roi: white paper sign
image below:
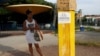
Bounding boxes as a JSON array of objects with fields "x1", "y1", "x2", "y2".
[{"x1": 58, "y1": 12, "x2": 71, "y2": 23}]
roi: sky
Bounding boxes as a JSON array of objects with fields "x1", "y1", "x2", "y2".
[{"x1": 45, "y1": 0, "x2": 100, "y2": 15}]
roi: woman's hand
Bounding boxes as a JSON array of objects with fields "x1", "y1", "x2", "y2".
[
  {"x1": 39, "y1": 31, "x2": 43, "y2": 40},
  {"x1": 41, "y1": 35, "x2": 43, "y2": 40}
]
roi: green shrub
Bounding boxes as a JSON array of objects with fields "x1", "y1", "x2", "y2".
[{"x1": 85, "y1": 27, "x2": 95, "y2": 31}]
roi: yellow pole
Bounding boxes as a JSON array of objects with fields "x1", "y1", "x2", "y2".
[{"x1": 57, "y1": 0, "x2": 76, "y2": 56}]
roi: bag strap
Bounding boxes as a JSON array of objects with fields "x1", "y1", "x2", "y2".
[{"x1": 33, "y1": 19, "x2": 43, "y2": 40}]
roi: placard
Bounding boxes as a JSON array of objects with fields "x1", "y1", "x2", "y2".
[{"x1": 58, "y1": 12, "x2": 71, "y2": 23}]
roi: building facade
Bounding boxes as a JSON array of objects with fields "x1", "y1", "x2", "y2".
[{"x1": 85, "y1": 15, "x2": 100, "y2": 26}]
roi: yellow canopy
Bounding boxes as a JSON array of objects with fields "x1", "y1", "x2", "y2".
[{"x1": 6, "y1": 4, "x2": 52, "y2": 15}]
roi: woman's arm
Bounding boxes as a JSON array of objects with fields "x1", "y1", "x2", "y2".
[{"x1": 23, "y1": 21, "x2": 30, "y2": 31}]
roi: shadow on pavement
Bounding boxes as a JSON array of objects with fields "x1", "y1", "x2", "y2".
[
  {"x1": 0, "y1": 33, "x2": 12, "y2": 38},
  {"x1": 41, "y1": 46, "x2": 58, "y2": 56},
  {"x1": 0, "y1": 45, "x2": 58, "y2": 56},
  {"x1": 0, "y1": 44, "x2": 30, "y2": 56}
]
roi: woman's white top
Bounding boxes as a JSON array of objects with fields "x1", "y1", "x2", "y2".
[{"x1": 25, "y1": 19, "x2": 38, "y2": 44}]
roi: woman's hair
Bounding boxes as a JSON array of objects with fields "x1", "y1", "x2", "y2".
[{"x1": 26, "y1": 9, "x2": 32, "y2": 15}]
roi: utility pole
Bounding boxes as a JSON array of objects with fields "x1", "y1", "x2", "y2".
[
  {"x1": 53, "y1": 4, "x2": 57, "y2": 29},
  {"x1": 78, "y1": 9, "x2": 82, "y2": 26},
  {"x1": 57, "y1": 0, "x2": 76, "y2": 56}
]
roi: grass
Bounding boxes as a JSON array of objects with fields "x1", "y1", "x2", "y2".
[
  {"x1": 75, "y1": 26, "x2": 100, "y2": 32},
  {"x1": 76, "y1": 41, "x2": 100, "y2": 47},
  {"x1": 75, "y1": 25, "x2": 80, "y2": 30},
  {"x1": 95, "y1": 29, "x2": 100, "y2": 32}
]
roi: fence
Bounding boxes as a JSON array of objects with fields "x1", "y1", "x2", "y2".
[
  {"x1": 0, "y1": 24, "x2": 55, "y2": 31},
  {"x1": 0, "y1": 24, "x2": 23, "y2": 31}
]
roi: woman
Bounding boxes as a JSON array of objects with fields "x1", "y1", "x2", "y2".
[{"x1": 23, "y1": 10, "x2": 43, "y2": 56}]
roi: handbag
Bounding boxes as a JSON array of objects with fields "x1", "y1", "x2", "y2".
[{"x1": 34, "y1": 30, "x2": 43, "y2": 41}]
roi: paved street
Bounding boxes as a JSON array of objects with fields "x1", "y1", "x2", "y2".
[{"x1": 76, "y1": 31, "x2": 100, "y2": 43}]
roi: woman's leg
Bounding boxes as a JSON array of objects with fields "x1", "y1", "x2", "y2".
[
  {"x1": 34, "y1": 43, "x2": 43, "y2": 56},
  {"x1": 28, "y1": 43, "x2": 34, "y2": 56}
]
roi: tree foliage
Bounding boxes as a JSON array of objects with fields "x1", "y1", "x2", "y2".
[
  {"x1": 0, "y1": 7, "x2": 10, "y2": 14},
  {"x1": 0, "y1": 0, "x2": 55, "y2": 24}
]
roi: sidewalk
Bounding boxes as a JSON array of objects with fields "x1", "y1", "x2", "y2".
[
  {"x1": 0, "y1": 32, "x2": 100, "y2": 56},
  {"x1": 0, "y1": 34, "x2": 58, "y2": 56}
]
